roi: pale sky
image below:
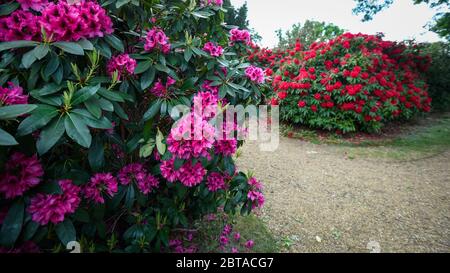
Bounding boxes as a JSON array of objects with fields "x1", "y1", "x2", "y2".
[{"x1": 230, "y1": 0, "x2": 444, "y2": 48}]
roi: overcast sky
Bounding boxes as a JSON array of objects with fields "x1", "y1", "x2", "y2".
[{"x1": 230, "y1": 0, "x2": 444, "y2": 48}]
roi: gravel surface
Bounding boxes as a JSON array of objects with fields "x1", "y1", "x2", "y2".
[{"x1": 237, "y1": 137, "x2": 450, "y2": 253}]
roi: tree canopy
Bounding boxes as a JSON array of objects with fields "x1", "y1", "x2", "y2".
[
  {"x1": 353, "y1": 0, "x2": 450, "y2": 40},
  {"x1": 276, "y1": 20, "x2": 345, "y2": 49}
]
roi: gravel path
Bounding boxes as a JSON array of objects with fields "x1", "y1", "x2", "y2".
[{"x1": 237, "y1": 137, "x2": 450, "y2": 253}]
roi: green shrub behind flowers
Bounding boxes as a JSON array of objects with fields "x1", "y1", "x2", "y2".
[
  {"x1": 0, "y1": 0, "x2": 267, "y2": 253},
  {"x1": 269, "y1": 33, "x2": 432, "y2": 133}
]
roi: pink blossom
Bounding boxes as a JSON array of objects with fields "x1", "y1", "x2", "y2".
[
  {"x1": 248, "y1": 177, "x2": 263, "y2": 191},
  {"x1": 206, "y1": 172, "x2": 226, "y2": 192},
  {"x1": 17, "y1": 0, "x2": 49, "y2": 11},
  {"x1": 222, "y1": 224, "x2": 232, "y2": 236},
  {"x1": 137, "y1": 174, "x2": 159, "y2": 194},
  {"x1": 203, "y1": 42, "x2": 224, "y2": 57},
  {"x1": 247, "y1": 190, "x2": 265, "y2": 209},
  {"x1": 144, "y1": 27, "x2": 171, "y2": 54},
  {"x1": 107, "y1": 54, "x2": 137, "y2": 80},
  {"x1": 214, "y1": 139, "x2": 237, "y2": 156},
  {"x1": 231, "y1": 247, "x2": 239, "y2": 253},
  {"x1": 150, "y1": 77, "x2": 175, "y2": 97},
  {"x1": 28, "y1": 179, "x2": 81, "y2": 225},
  {"x1": 245, "y1": 65, "x2": 265, "y2": 84},
  {"x1": 84, "y1": 173, "x2": 118, "y2": 204},
  {"x1": 177, "y1": 161, "x2": 207, "y2": 187},
  {"x1": 0, "y1": 10, "x2": 41, "y2": 42},
  {"x1": 39, "y1": 1, "x2": 113, "y2": 42},
  {"x1": 0, "y1": 153, "x2": 43, "y2": 199},
  {"x1": 230, "y1": 28, "x2": 251, "y2": 45},
  {"x1": 201, "y1": 80, "x2": 219, "y2": 96},
  {"x1": 0, "y1": 82, "x2": 28, "y2": 106},
  {"x1": 167, "y1": 113, "x2": 216, "y2": 160},
  {"x1": 118, "y1": 163, "x2": 146, "y2": 185},
  {"x1": 160, "y1": 159, "x2": 179, "y2": 182},
  {"x1": 245, "y1": 240, "x2": 254, "y2": 249},
  {"x1": 233, "y1": 232, "x2": 241, "y2": 241},
  {"x1": 202, "y1": 0, "x2": 223, "y2": 6},
  {"x1": 219, "y1": 235, "x2": 229, "y2": 245}
]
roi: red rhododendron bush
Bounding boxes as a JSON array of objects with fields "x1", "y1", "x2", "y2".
[
  {"x1": 0, "y1": 0, "x2": 267, "y2": 253},
  {"x1": 269, "y1": 33, "x2": 432, "y2": 133}
]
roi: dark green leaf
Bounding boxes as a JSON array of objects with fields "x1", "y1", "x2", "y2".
[
  {"x1": 76, "y1": 39, "x2": 94, "y2": 51},
  {"x1": 104, "y1": 34, "x2": 124, "y2": 52},
  {"x1": 97, "y1": 88, "x2": 125, "y2": 102},
  {"x1": 111, "y1": 101, "x2": 129, "y2": 120},
  {"x1": 0, "y1": 128, "x2": 18, "y2": 146},
  {"x1": 0, "y1": 104, "x2": 37, "y2": 120},
  {"x1": 55, "y1": 219, "x2": 76, "y2": 246},
  {"x1": 0, "y1": 40, "x2": 38, "y2": 52},
  {"x1": 88, "y1": 136, "x2": 105, "y2": 171},
  {"x1": 36, "y1": 117, "x2": 65, "y2": 155},
  {"x1": 17, "y1": 105, "x2": 58, "y2": 136},
  {"x1": 134, "y1": 60, "x2": 152, "y2": 74},
  {"x1": 140, "y1": 67, "x2": 155, "y2": 90},
  {"x1": 23, "y1": 221, "x2": 39, "y2": 241},
  {"x1": 64, "y1": 113, "x2": 92, "y2": 148},
  {"x1": 143, "y1": 100, "x2": 161, "y2": 121},
  {"x1": 44, "y1": 56, "x2": 60, "y2": 78},
  {"x1": 0, "y1": 2, "x2": 19, "y2": 17},
  {"x1": 21, "y1": 49, "x2": 37, "y2": 69},
  {"x1": 84, "y1": 98, "x2": 102, "y2": 119},
  {"x1": 0, "y1": 200, "x2": 24, "y2": 247},
  {"x1": 53, "y1": 42, "x2": 84, "y2": 56},
  {"x1": 71, "y1": 84, "x2": 101, "y2": 105},
  {"x1": 124, "y1": 185, "x2": 135, "y2": 209},
  {"x1": 71, "y1": 109, "x2": 113, "y2": 129},
  {"x1": 33, "y1": 44, "x2": 49, "y2": 60}
]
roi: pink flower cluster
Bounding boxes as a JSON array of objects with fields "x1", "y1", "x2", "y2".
[
  {"x1": 206, "y1": 172, "x2": 226, "y2": 191},
  {"x1": 84, "y1": 173, "x2": 118, "y2": 204},
  {"x1": 166, "y1": 113, "x2": 216, "y2": 160},
  {"x1": 0, "y1": 82, "x2": 28, "y2": 106},
  {"x1": 247, "y1": 177, "x2": 264, "y2": 209},
  {"x1": 203, "y1": 42, "x2": 223, "y2": 57},
  {"x1": 230, "y1": 28, "x2": 251, "y2": 45},
  {"x1": 0, "y1": 10, "x2": 41, "y2": 42},
  {"x1": 150, "y1": 77, "x2": 175, "y2": 97},
  {"x1": 0, "y1": 153, "x2": 43, "y2": 199},
  {"x1": 144, "y1": 27, "x2": 171, "y2": 54},
  {"x1": 245, "y1": 65, "x2": 265, "y2": 84},
  {"x1": 28, "y1": 179, "x2": 81, "y2": 225},
  {"x1": 202, "y1": 0, "x2": 223, "y2": 6},
  {"x1": 40, "y1": 1, "x2": 113, "y2": 41},
  {"x1": 17, "y1": 0, "x2": 49, "y2": 11},
  {"x1": 160, "y1": 159, "x2": 207, "y2": 187},
  {"x1": 107, "y1": 54, "x2": 137, "y2": 80},
  {"x1": 118, "y1": 163, "x2": 159, "y2": 194},
  {"x1": 0, "y1": 1, "x2": 114, "y2": 42}
]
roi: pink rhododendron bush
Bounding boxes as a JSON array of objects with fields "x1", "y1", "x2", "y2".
[
  {"x1": 269, "y1": 33, "x2": 432, "y2": 133},
  {"x1": 0, "y1": 0, "x2": 266, "y2": 252}
]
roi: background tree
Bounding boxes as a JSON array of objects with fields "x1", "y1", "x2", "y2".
[
  {"x1": 223, "y1": 0, "x2": 249, "y2": 29},
  {"x1": 223, "y1": 1, "x2": 261, "y2": 42},
  {"x1": 353, "y1": 0, "x2": 450, "y2": 41},
  {"x1": 276, "y1": 20, "x2": 345, "y2": 49}
]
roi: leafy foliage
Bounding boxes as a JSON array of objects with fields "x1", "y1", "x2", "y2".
[
  {"x1": 353, "y1": 0, "x2": 450, "y2": 41},
  {"x1": 276, "y1": 20, "x2": 345, "y2": 50},
  {"x1": 0, "y1": 0, "x2": 266, "y2": 253}
]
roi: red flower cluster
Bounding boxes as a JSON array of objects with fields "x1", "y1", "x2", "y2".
[{"x1": 269, "y1": 33, "x2": 431, "y2": 132}]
